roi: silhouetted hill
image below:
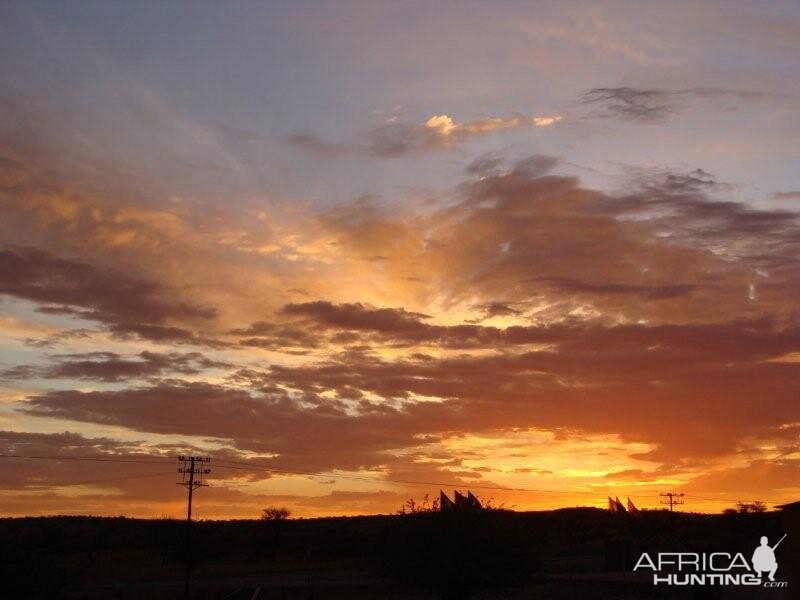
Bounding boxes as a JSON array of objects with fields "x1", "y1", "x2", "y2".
[{"x1": 0, "y1": 509, "x2": 786, "y2": 599}]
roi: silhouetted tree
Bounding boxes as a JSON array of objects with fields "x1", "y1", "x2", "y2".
[
  {"x1": 261, "y1": 506, "x2": 291, "y2": 520},
  {"x1": 734, "y1": 501, "x2": 767, "y2": 513}
]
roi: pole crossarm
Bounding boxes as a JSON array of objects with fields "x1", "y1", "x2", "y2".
[{"x1": 659, "y1": 491, "x2": 685, "y2": 512}]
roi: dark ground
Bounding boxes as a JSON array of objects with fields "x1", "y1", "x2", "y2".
[{"x1": 0, "y1": 508, "x2": 793, "y2": 600}]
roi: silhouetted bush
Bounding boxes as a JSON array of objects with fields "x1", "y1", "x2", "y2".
[
  {"x1": 261, "y1": 506, "x2": 291, "y2": 520},
  {"x1": 733, "y1": 501, "x2": 767, "y2": 513},
  {"x1": 397, "y1": 493, "x2": 439, "y2": 514}
]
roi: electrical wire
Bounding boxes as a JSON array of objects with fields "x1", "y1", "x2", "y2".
[
  {"x1": 0, "y1": 453, "x2": 626, "y2": 496},
  {"x1": 49, "y1": 471, "x2": 175, "y2": 487},
  {"x1": 213, "y1": 459, "x2": 585, "y2": 494},
  {"x1": 212, "y1": 459, "x2": 712, "y2": 501},
  {"x1": 684, "y1": 493, "x2": 782, "y2": 504},
  {"x1": 0, "y1": 454, "x2": 786, "y2": 505},
  {"x1": 0, "y1": 453, "x2": 173, "y2": 465}
]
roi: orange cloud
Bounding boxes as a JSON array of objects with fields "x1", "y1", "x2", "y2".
[{"x1": 3, "y1": 144, "x2": 800, "y2": 516}]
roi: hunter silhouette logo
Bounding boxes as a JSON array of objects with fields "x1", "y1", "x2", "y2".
[
  {"x1": 752, "y1": 534, "x2": 786, "y2": 582},
  {"x1": 633, "y1": 533, "x2": 788, "y2": 587}
]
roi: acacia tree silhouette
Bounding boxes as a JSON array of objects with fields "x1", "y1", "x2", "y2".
[{"x1": 261, "y1": 506, "x2": 291, "y2": 520}]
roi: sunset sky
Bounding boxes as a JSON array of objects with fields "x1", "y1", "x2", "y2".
[{"x1": 1, "y1": 1, "x2": 800, "y2": 519}]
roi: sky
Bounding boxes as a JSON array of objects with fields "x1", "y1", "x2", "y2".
[{"x1": 1, "y1": 0, "x2": 799, "y2": 519}]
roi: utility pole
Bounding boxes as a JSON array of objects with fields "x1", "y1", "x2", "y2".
[
  {"x1": 177, "y1": 456, "x2": 211, "y2": 522},
  {"x1": 177, "y1": 456, "x2": 211, "y2": 600},
  {"x1": 659, "y1": 491, "x2": 685, "y2": 512}
]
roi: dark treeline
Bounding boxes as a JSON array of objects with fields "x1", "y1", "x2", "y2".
[{"x1": 0, "y1": 508, "x2": 785, "y2": 599}]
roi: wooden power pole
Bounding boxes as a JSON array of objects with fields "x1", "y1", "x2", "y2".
[
  {"x1": 177, "y1": 455, "x2": 211, "y2": 521},
  {"x1": 659, "y1": 491, "x2": 685, "y2": 512}
]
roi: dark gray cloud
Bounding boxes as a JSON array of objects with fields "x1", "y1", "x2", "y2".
[
  {"x1": 106, "y1": 322, "x2": 230, "y2": 348},
  {"x1": 229, "y1": 320, "x2": 322, "y2": 351},
  {"x1": 20, "y1": 381, "x2": 431, "y2": 473},
  {"x1": 19, "y1": 316, "x2": 800, "y2": 468},
  {"x1": 0, "y1": 246, "x2": 220, "y2": 345},
  {"x1": 2, "y1": 350, "x2": 232, "y2": 383},
  {"x1": 582, "y1": 87, "x2": 676, "y2": 121},
  {"x1": 0, "y1": 430, "x2": 168, "y2": 491},
  {"x1": 320, "y1": 159, "x2": 800, "y2": 325},
  {"x1": 531, "y1": 276, "x2": 702, "y2": 300},
  {"x1": 773, "y1": 191, "x2": 800, "y2": 201},
  {"x1": 465, "y1": 153, "x2": 505, "y2": 176},
  {"x1": 0, "y1": 246, "x2": 213, "y2": 322},
  {"x1": 290, "y1": 113, "x2": 562, "y2": 159},
  {"x1": 287, "y1": 133, "x2": 352, "y2": 158},
  {"x1": 581, "y1": 86, "x2": 782, "y2": 121},
  {"x1": 466, "y1": 302, "x2": 522, "y2": 323},
  {"x1": 230, "y1": 159, "x2": 800, "y2": 352},
  {"x1": 0, "y1": 430, "x2": 265, "y2": 503},
  {"x1": 282, "y1": 301, "x2": 432, "y2": 335},
  {"x1": 6, "y1": 151, "x2": 800, "y2": 496}
]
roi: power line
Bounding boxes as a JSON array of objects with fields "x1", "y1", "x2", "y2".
[
  {"x1": 683, "y1": 493, "x2": 781, "y2": 505},
  {"x1": 0, "y1": 453, "x2": 598, "y2": 495},
  {"x1": 213, "y1": 459, "x2": 665, "y2": 497},
  {"x1": 0, "y1": 454, "x2": 785, "y2": 505},
  {"x1": 683, "y1": 493, "x2": 740, "y2": 501},
  {"x1": 52, "y1": 471, "x2": 174, "y2": 487},
  {"x1": 213, "y1": 460, "x2": 561, "y2": 493},
  {"x1": 0, "y1": 453, "x2": 173, "y2": 465}
]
